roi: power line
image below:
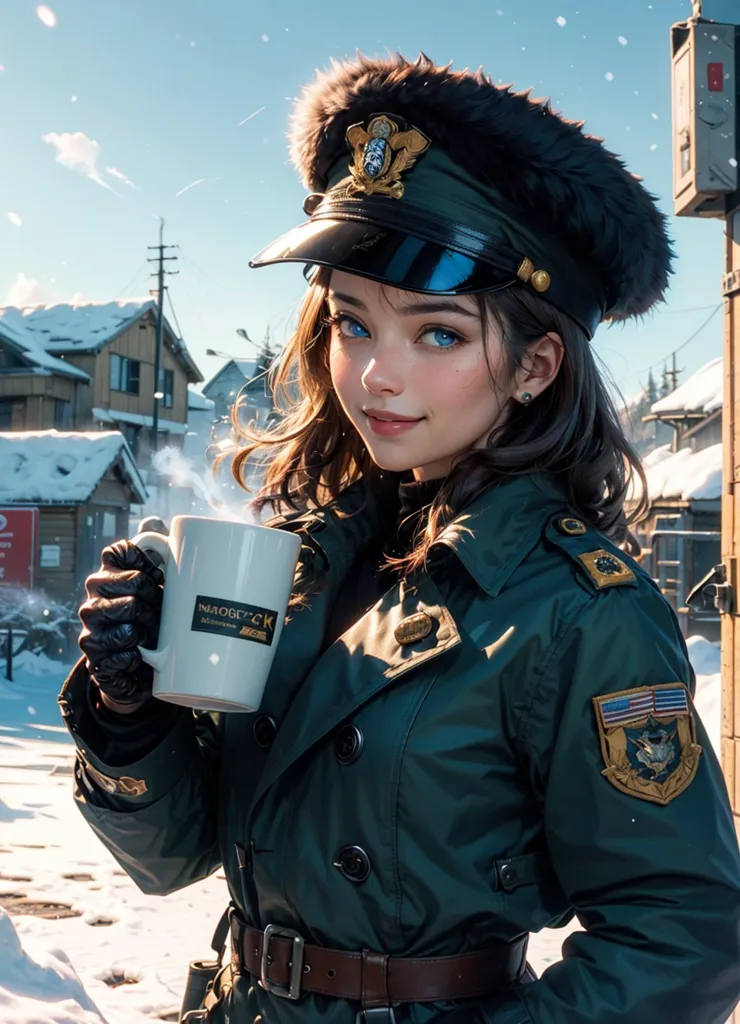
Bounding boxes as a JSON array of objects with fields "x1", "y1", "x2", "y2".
[
  {"x1": 632, "y1": 303, "x2": 722, "y2": 378},
  {"x1": 115, "y1": 261, "x2": 147, "y2": 298},
  {"x1": 166, "y1": 288, "x2": 184, "y2": 340}
]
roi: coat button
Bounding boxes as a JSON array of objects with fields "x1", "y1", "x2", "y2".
[
  {"x1": 333, "y1": 846, "x2": 371, "y2": 883},
  {"x1": 499, "y1": 863, "x2": 518, "y2": 888},
  {"x1": 335, "y1": 725, "x2": 364, "y2": 765},
  {"x1": 253, "y1": 714, "x2": 277, "y2": 748}
]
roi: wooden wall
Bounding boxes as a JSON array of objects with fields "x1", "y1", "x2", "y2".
[
  {"x1": 66, "y1": 316, "x2": 189, "y2": 427},
  {"x1": 0, "y1": 373, "x2": 85, "y2": 430}
]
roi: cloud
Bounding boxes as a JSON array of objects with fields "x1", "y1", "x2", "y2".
[
  {"x1": 105, "y1": 166, "x2": 137, "y2": 189},
  {"x1": 36, "y1": 5, "x2": 57, "y2": 28},
  {"x1": 42, "y1": 131, "x2": 118, "y2": 191},
  {"x1": 4, "y1": 273, "x2": 51, "y2": 306},
  {"x1": 175, "y1": 177, "x2": 206, "y2": 198}
]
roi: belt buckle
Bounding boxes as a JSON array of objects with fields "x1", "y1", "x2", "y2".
[
  {"x1": 357, "y1": 1009, "x2": 396, "y2": 1024},
  {"x1": 260, "y1": 923, "x2": 305, "y2": 1000},
  {"x1": 181, "y1": 1012, "x2": 209, "y2": 1022}
]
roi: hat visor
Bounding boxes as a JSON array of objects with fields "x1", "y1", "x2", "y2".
[{"x1": 249, "y1": 218, "x2": 518, "y2": 294}]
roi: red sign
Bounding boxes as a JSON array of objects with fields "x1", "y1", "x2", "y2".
[
  {"x1": 0, "y1": 508, "x2": 39, "y2": 589},
  {"x1": 708, "y1": 62, "x2": 724, "y2": 92}
]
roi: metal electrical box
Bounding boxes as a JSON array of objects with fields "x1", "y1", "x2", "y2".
[{"x1": 672, "y1": 17, "x2": 738, "y2": 217}]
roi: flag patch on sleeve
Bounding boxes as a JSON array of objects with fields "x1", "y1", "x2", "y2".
[{"x1": 593, "y1": 683, "x2": 701, "y2": 806}]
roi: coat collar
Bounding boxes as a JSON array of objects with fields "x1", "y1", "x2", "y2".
[{"x1": 431, "y1": 473, "x2": 572, "y2": 596}]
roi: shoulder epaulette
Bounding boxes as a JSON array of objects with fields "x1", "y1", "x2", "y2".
[{"x1": 545, "y1": 515, "x2": 639, "y2": 592}]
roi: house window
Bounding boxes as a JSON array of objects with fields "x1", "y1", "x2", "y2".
[
  {"x1": 0, "y1": 344, "x2": 25, "y2": 370},
  {"x1": 0, "y1": 400, "x2": 13, "y2": 428},
  {"x1": 53, "y1": 399, "x2": 71, "y2": 429},
  {"x1": 110, "y1": 353, "x2": 140, "y2": 395},
  {"x1": 119, "y1": 423, "x2": 140, "y2": 459},
  {"x1": 161, "y1": 369, "x2": 174, "y2": 409}
]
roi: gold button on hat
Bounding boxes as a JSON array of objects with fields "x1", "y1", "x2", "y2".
[
  {"x1": 395, "y1": 612, "x2": 433, "y2": 644},
  {"x1": 557, "y1": 517, "x2": 587, "y2": 536}
]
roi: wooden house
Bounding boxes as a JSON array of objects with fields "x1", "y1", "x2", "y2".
[
  {"x1": 0, "y1": 430, "x2": 147, "y2": 606},
  {"x1": 633, "y1": 358, "x2": 723, "y2": 640},
  {"x1": 0, "y1": 299, "x2": 203, "y2": 468}
]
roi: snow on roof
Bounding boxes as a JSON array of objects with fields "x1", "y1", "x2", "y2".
[
  {"x1": 203, "y1": 358, "x2": 258, "y2": 394},
  {"x1": 0, "y1": 299, "x2": 154, "y2": 351},
  {"x1": 92, "y1": 407, "x2": 188, "y2": 434},
  {"x1": 651, "y1": 357, "x2": 723, "y2": 417},
  {"x1": 0, "y1": 430, "x2": 147, "y2": 504},
  {"x1": 0, "y1": 317, "x2": 90, "y2": 381},
  {"x1": 0, "y1": 299, "x2": 204, "y2": 383},
  {"x1": 188, "y1": 387, "x2": 215, "y2": 411},
  {"x1": 635, "y1": 442, "x2": 723, "y2": 502}
]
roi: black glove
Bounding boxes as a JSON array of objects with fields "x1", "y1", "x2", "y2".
[{"x1": 78, "y1": 540, "x2": 164, "y2": 706}]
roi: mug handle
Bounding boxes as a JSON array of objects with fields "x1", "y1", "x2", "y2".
[{"x1": 130, "y1": 529, "x2": 171, "y2": 676}]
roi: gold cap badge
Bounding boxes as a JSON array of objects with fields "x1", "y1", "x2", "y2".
[
  {"x1": 345, "y1": 115, "x2": 431, "y2": 200},
  {"x1": 394, "y1": 612, "x2": 433, "y2": 645}
]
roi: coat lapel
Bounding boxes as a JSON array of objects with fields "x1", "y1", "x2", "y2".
[{"x1": 249, "y1": 571, "x2": 461, "y2": 813}]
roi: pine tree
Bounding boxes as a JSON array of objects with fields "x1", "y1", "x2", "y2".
[
  {"x1": 257, "y1": 326, "x2": 276, "y2": 376},
  {"x1": 646, "y1": 369, "x2": 657, "y2": 403}
]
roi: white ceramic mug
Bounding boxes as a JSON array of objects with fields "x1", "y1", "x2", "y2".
[{"x1": 130, "y1": 515, "x2": 301, "y2": 713}]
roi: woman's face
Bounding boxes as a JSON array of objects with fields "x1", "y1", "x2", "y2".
[{"x1": 327, "y1": 271, "x2": 548, "y2": 481}]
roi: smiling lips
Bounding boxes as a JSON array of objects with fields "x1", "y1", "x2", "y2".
[{"x1": 363, "y1": 408, "x2": 424, "y2": 437}]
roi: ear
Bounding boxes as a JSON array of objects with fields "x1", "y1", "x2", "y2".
[{"x1": 515, "y1": 332, "x2": 564, "y2": 398}]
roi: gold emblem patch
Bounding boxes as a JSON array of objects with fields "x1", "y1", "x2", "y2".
[
  {"x1": 394, "y1": 612, "x2": 433, "y2": 645},
  {"x1": 345, "y1": 114, "x2": 431, "y2": 200},
  {"x1": 578, "y1": 548, "x2": 635, "y2": 588},
  {"x1": 593, "y1": 684, "x2": 701, "y2": 806}
]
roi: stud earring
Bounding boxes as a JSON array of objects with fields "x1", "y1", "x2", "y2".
[{"x1": 520, "y1": 391, "x2": 533, "y2": 404}]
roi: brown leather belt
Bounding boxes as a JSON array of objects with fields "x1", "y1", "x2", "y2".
[{"x1": 229, "y1": 912, "x2": 528, "y2": 1004}]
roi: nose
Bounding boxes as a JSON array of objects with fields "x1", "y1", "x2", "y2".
[{"x1": 361, "y1": 347, "x2": 405, "y2": 397}]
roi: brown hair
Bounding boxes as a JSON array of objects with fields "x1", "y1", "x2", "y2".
[{"x1": 224, "y1": 266, "x2": 647, "y2": 575}]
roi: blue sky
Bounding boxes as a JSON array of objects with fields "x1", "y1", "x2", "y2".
[{"x1": 0, "y1": 0, "x2": 725, "y2": 398}]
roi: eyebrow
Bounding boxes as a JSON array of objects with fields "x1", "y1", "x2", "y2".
[{"x1": 327, "y1": 291, "x2": 479, "y2": 319}]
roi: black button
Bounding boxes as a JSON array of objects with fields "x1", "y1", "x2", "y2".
[
  {"x1": 253, "y1": 714, "x2": 277, "y2": 748},
  {"x1": 335, "y1": 724, "x2": 364, "y2": 765},
  {"x1": 333, "y1": 846, "x2": 371, "y2": 883}
]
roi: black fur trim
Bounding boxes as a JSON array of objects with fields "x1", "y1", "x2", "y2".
[{"x1": 288, "y1": 53, "x2": 674, "y2": 321}]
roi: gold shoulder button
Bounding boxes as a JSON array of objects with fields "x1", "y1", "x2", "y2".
[
  {"x1": 395, "y1": 612, "x2": 433, "y2": 645},
  {"x1": 578, "y1": 549, "x2": 635, "y2": 589},
  {"x1": 557, "y1": 517, "x2": 587, "y2": 536}
]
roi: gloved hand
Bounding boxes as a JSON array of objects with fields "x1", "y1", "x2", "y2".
[{"x1": 78, "y1": 540, "x2": 164, "y2": 707}]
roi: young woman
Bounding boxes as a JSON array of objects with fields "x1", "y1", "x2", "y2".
[{"x1": 59, "y1": 55, "x2": 740, "y2": 1024}]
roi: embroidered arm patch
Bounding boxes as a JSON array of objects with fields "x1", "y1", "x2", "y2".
[{"x1": 593, "y1": 684, "x2": 702, "y2": 806}]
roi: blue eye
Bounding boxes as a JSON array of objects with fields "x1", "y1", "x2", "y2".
[
  {"x1": 332, "y1": 315, "x2": 370, "y2": 339},
  {"x1": 421, "y1": 327, "x2": 461, "y2": 349}
]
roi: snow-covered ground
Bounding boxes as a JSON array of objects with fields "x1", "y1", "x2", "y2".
[{"x1": 0, "y1": 639, "x2": 724, "y2": 1023}]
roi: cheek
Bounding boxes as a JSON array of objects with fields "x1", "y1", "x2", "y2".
[{"x1": 426, "y1": 350, "x2": 495, "y2": 405}]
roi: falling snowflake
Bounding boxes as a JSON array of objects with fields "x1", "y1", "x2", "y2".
[
  {"x1": 556, "y1": 16, "x2": 567, "y2": 26},
  {"x1": 605, "y1": 72, "x2": 614, "y2": 82},
  {"x1": 261, "y1": 33, "x2": 269, "y2": 42},
  {"x1": 209, "y1": 653, "x2": 220, "y2": 665},
  {"x1": 650, "y1": 143, "x2": 658, "y2": 151},
  {"x1": 651, "y1": 112, "x2": 659, "y2": 120},
  {"x1": 36, "y1": 5, "x2": 57, "y2": 27},
  {"x1": 189, "y1": 41, "x2": 196, "y2": 47},
  {"x1": 618, "y1": 36, "x2": 628, "y2": 46},
  {"x1": 730, "y1": 157, "x2": 738, "y2": 168},
  {"x1": 496, "y1": 9, "x2": 503, "y2": 14},
  {"x1": 28, "y1": 706, "x2": 36, "y2": 716},
  {"x1": 8, "y1": 212, "x2": 22, "y2": 227},
  {"x1": 71, "y1": 95, "x2": 77, "y2": 102}
]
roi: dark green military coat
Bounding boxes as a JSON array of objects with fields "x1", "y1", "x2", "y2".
[{"x1": 59, "y1": 474, "x2": 740, "y2": 1024}]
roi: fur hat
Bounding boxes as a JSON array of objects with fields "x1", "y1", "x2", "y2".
[{"x1": 250, "y1": 53, "x2": 674, "y2": 337}]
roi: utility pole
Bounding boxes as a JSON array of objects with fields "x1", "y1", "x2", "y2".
[
  {"x1": 665, "y1": 351, "x2": 683, "y2": 394},
  {"x1": 147, "y1": 219, "x2": 179, "y2": 455},
  {"x1": 672, "y1": 3, "x2": 740, "y2": 962}
]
